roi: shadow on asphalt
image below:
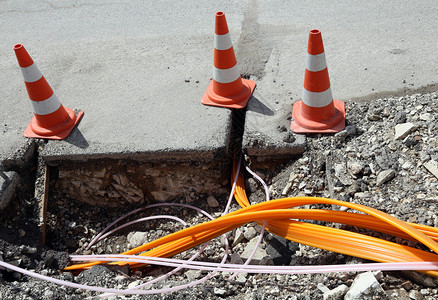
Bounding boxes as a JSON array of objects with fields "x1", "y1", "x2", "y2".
[
  {"x1": 65, "y1": 128, "x2": 89, "y2": 149},
  {"x1": 247, "y1": 96, "x2": 274, "y2": 116}
]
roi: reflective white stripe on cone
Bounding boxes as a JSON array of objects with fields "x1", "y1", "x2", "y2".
[
  {"x1": 306, "y1": 52, "x2": 327, "y2": 72},
  {"x1": 214, "y1": 33, "x2": 233, "y2": 50},
  {"x1": 302, "y1": 88, "x2": 333, "y2": 108},
  {"x1": 213, "y1": 65, "x2": 240, "y2": 83},
  {"x1": 31, "y1": 93, "x2": 62, "y2": 115},
  {"x1": 20, "y1": 64, "x2": 43, "y2": 83}
]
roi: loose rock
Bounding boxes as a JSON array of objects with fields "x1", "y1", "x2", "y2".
[
  {"x1": 423, "y1": 160, "x2": 438, "y2": 179},
  {"x1": 207, "y1": 195, "x2": 220, "y2": 208},
  {"x1": 376, "y1": 169, "x2": 395, "y2": 185},
  {"x1": 323, "y1": 284, "x2": 349, "y2": 300},
  {"x1": 127, "y1": 231, "x2": 148, "y2": 248},
  {"x1": 394, "y1": 122, "x2": 418, "y2": 140},
  {"x1": 344, "y1": 272, "x2": 387, "y2": 300}
]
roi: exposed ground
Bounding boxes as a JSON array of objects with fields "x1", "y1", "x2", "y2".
[{"x1": 1, "y1": 91, "x2": 438, "y2": 299}]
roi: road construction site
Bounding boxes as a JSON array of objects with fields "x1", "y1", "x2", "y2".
[{"x1": 1, "y1": 1, "x2": 438, "y2": 299}]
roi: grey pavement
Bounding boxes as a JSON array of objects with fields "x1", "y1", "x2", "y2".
[{"x1": 1, "y1": 0, "x2": 438, "y2": 166}]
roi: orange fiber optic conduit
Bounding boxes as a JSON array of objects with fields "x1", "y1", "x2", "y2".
[{"x1": 66, "y1": 155, "x2": 438, "y2": 277}]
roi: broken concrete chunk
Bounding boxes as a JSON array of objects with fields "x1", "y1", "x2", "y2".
[
  {"x1": 127, "y1": 231, "x2": 148, "y2": 248},
  {"x1": 282, "y1": 173, "x2": 298, "y2": 195},
  {"x1": 323, "y1": 284, "x2": 349, "y2": 300},
  {"x1": 419, "y1": 112, "x2": 432, "y2": 121},
  {"x1": 408, "y1": 289, "x2": 424, "y2": 300},
  {"x1": 185, "y1": 270, "x2": 202, "y2": 281},
  {"x1": 423, "y1": 160, "x2": 438, "y2": 179},
  {"x1": 214, "y1": 288, "x2": 227, "y2": 296},
  {"x1": 347, "y1": 160, "x2": 364, "y2": 176},
  {"x1": 240, "y1": 237, "x2": 268, "y2": 261},
  {"x1": 376, "y1": 169, "x2": 395, "y2": 185},
  {"x1": 232, "y1": 228, "x2": 245, "y2": 247},
  {"x1": 317, "y1": 283, "x2": 330, "y2": 293},
  {"x1": 0, "y1": 170, "x2": 19, "y2": 210},
  {"x1": 394, "y1": 122, "x2": 418, "y2": 140},
  {"x1": 281, "y1": 181, "x2": 293, "y2": 196},
  {"x1": 334, "y1": 163, "x2": 355, "y2": 186},
  {"x1": 243, "y1": 226, "x2": 257, "y2": 241},
  {"x1": 344, "y1": 271, "x2": 387, "y2": 300}
]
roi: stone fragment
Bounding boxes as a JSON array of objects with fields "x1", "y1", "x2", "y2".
[
  {"x1": 127, "y1": 231, "x2": 148, "y2": 248},
  {"x1": 207, "y1": 195, "x2": 219, "y2": 208},
  {"x1": 344, "y1": 271, "x2": 387, "y2": 300},
  {"x1": 376, "y1": 169, "x2": 395, "y2": 185},
  {"x1": 393, "y1": 111, "x2": 407, "y2": 124},
  {"x1": 229, "y1": 253, "x2": 243, "y2": 265},
  {"x1": 44, "y1": 289, "x2": 55, "y2": 299},
  {"x1": 401, "y1": 270, "x2": 437, "y2": 287},
  {"x1": 345, "y1": 124, "x2": 357, "y2": 136},
  {"x1": 270, "y1": 286, "x2": 280, "y2": 296},
  {"x1": 127, "y1": 280, "x2": 143, "y2": 290},
  {"x1": 214, "y1": 288, "x2": 227, "y2": 296},
  {"x1": 317, "y1": 283, "x2": 330, "y2": 293},
  {"x1": 424, "y1": 160, "x2": 438, "y2": 179},
  {"x1": 243, "y1": 226, "x2": 257, "y2": 241},
  {"x1": 348, "y1": 160, "x2": 364, "y2": 176},
  {"x1": 282, "y1": 173, "x2": 298, "y2": 196},
  {"x1": 334, "y1": 163, "x2": 355, "y2": 186},
  {"x1": 385, "y1": 288, "x2": 410, "y2": 300},
  {"x1": 185, "y1": 270, "x2": 202, "y2": 281},
  {"x1": 400, "y1": 280, "x2": 412, "y2": 291},
  {"x1": 401, "y1": 161, "x2": 413, "y2": 170},
  {"x1": 0, "y1": 170, "x2": 19, "y2": 210},
  {"x1": 334, "y1": 130, "x2": 349, "y2": 142},
  {"x1": 394, "y1": 122, "x2": 418, "y2": 140},
  {"x1": 240, "y1": 237, "x2": 268, "y2": 261},
  {"x1": 372, "y1": 270, "x2": 383, "y2": 280},
  {"x1": 323, "y1": 284, "x2": 349, "y2": 300},
  {"x1": 367, "y1": 113, "x2": 381, "y2": 121},
  {"x1": 233, "y1": 228, "x2": 245, "y2": 247},
  {"x1": 420, "y1": 113, "x2": 432, "y2": 121},
  {"x1": 408, "y1": 290, "x2": 424, "y2": 300},
  {"x1": 233, "y1": 272, "x2": 247, "y2": 284},
  {"x1": 282, "y1": 182, "x2": 293, "y2": 196}
]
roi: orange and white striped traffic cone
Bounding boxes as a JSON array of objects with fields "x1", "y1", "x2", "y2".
[
  {"x1": 14, "y1": 44, "x2": 84, "y2": 140},
  {"x1": 201, "y1": 11, "x2": 256, "y2": 109},
  {"x1": 291, "y1": 29, "x2": 345, "y2": 133}
]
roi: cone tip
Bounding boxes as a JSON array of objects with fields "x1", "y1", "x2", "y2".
[
  {"x1": 215, "y1": 11, "x2": 229, "y2": 35},
  {"x1": 307, "y1": 29, "x2": 324, "y2": 55},
  {"x1": 13, "y1": 43, "x2": 34, "y2": 67}
]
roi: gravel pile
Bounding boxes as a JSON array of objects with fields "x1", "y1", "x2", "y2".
[{"x1": 1, "y1": 91, "x2": 438, "y2": 299}]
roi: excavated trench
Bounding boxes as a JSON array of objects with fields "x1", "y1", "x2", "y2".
[
  {"x1": 45, "y1": 109, "x2": 247, "y2": 208},
  {"x1": 0, "y1": 102, "x2": 305, "y2": 255}
]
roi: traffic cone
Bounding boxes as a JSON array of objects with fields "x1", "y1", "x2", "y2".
[
  {"x1": 14, "y1": 44, "x2": 84, "y2": 140},
  {"x1": 291, "y1": 29, "x2": 345, "y2": 133},
  {"x1": 201, "y1": 11, "x2": 256, "y2": 109}
]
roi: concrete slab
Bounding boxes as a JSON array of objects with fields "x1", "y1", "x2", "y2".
[
  {"x1": 240, "y1": 0, "x2": 438, "y2": 162},
  {"x1": 1, "y1": 1, "x2": 438, "y2": 199},
  {"x1": 0, "y1": 1, "x2": 253, "y2": 204},
  {"x1": 0, "y1": 1, "x2": 248, "y2": 165}
]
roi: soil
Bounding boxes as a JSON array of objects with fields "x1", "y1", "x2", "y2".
[{"x1": 1, "y1": 91, "x2": 438, "y2": 299}]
